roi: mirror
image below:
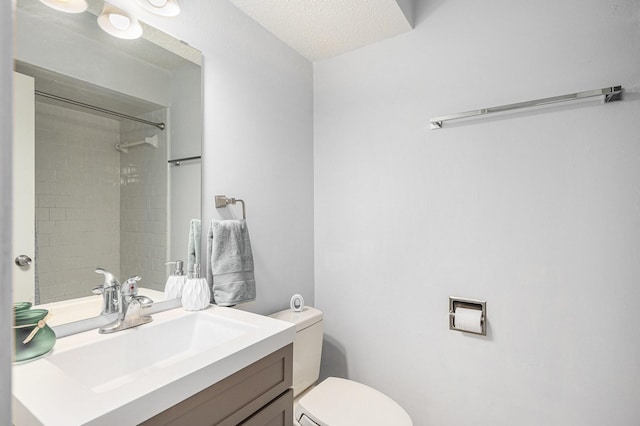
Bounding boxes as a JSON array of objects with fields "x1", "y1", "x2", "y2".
[{"x1": 13, "y1": 0, "x2": 202, "y2": 321}]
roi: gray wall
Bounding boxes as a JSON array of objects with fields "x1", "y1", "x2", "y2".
[
  {"x1": 314, "y1": 0, "x2": 640, "y2": 424},
  {"x1": 129, "y1": 0, "x2": 316, "y2": 314},
  {"x1": 169, "y1": 62, "x2": 201, "y2": 271},
  {"x1": 0, "y1": 0, "x2": 12, "y2": 421},
  {"x1": 6, "y1": 1, "x2": 640, "y2": 425}
]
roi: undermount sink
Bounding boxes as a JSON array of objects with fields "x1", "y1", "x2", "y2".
[
  {"x1": 13, "y1": 305, "x2": 295, "y2": 425},
  {"x1": 47, "y1": 311, "x2": 255, "y2": 393}
]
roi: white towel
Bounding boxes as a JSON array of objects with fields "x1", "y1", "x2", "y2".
[
  {"x1": 206, "y1": 219, "x2": 256, "y2": 306},
  {"x1": 187, "y1": 219, "x2": 201, "y2": 278}
]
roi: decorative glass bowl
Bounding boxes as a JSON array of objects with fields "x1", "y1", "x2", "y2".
[
  {"x1": 13, "y1": 301, "x2": 32, "y2": 313},
  {"x1": 14, "y1": 307, "x2": 56, "y2": 363}
]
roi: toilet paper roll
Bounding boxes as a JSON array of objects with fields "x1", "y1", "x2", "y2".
[
  {"x1": 454, "y1": 307, "x2": 483, "y2": 333},
  {"x1": 290, "y1": 294, "x2": 305, "y2": 312}
]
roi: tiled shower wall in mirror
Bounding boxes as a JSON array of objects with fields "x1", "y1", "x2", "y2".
[
  {"x1": 119, "y1": 109, "x2": 168, "y2": 292},
  {"x1": 34, "y1": 101, "x2": 167, "y2": 303}
]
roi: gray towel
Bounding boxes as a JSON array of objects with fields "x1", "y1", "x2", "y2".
[
  {"x1": 187, "y1": 219, "x2": 201, "y2": 278},
  {"x1": 206, "y1": 219, "x2": 256, "y2": 306}
]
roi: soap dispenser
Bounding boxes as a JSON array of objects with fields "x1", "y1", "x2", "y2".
[
  {"x1": 181, "y1": 264, "x2": 210, "y2": 311},
  {"x1": 164, "y1": 260, "x2": 187, "y2": 299}
]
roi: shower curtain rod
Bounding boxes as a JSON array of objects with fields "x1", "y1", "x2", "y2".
[{"x1": 34, "y1": 90, "x2": 166, "y2": 130}]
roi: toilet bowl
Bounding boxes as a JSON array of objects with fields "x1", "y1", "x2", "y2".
[{"x1": 270, "y1": 306, "x2": 412, "y2": 426}]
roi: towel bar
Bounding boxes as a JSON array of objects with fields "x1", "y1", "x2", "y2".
[
  {"x1": 215, "y1": 195, "x2": 246, "y2": 220},
  {"x1": 168, "y1": 155, "x2": 201, "y2": 166},
  {"x1": 430, "y1": 85, "x2": 622, "y2": 129}
]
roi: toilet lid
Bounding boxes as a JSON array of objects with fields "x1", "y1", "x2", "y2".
[{"x1": 296, "y1": 377, "x2": 412, "y2": 426}]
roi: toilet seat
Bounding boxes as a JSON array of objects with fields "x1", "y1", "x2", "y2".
[{"x1": 295, "y1": 377, "x2": 412, "y2": 426}]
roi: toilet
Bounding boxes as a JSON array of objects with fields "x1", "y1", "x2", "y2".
[{"x1": 270, "y1": 306, "x2": 412, "y2": 426}]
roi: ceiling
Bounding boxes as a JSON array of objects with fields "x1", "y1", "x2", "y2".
[{"x1": 228, "y1": 0, "x2": 414, "y2": 62}]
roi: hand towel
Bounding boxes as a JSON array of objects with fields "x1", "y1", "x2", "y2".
[
  {"x1": 206, "y1": 219, "x2": 256, "y2": 306},
  {"x1": 187, "y1": 219, "x2": 201, "y2": 278}
]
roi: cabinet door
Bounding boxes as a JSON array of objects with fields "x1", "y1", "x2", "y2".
[
  {"x1": 240, "y1": 389, "x2": 293, "y2": 426},
  {"x1": 141, "y1": 344, "x2": 292, "y2": 426}
]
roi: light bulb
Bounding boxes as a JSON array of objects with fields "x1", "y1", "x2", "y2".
[
  {"x1": 108, "y1": 13, "x2": 131, "y2": 31},
  {"x1": 135, "y1": 0, "x2": 180, "y2": 17},
  {"x1": 97, "y1": 3, "x2": 143, "y2": 39},
  {"x1": 39, "y1": 0, "x2": 87, "y2": 13}
]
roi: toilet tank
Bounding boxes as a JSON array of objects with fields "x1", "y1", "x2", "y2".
[{"x1": 270, "y1": 306, "x2": 323, "y2": 397}]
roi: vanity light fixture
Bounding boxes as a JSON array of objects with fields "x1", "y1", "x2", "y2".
[
  {"x1": 97, "y1": 3, "x2": 143, "y2": 40},
  {"x1": 136, "y1": 0, "x2": 181, "y2": 17},
  {"x1": 39, "y1": 0, "x2": 88, "y2": 14},
  {"x1": 39, "y1": 0, "x2": 180, "y2": 40}
]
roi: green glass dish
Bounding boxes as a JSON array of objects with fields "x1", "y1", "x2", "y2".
[
  {"x1": 13, "y1": 302, "x2": 32, "y2": 313},
  {"x1": 14, "y1": 308, "x2": 56, "y2": 363}
]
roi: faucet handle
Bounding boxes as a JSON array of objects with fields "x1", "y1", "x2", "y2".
[
  {"x1": 135, "y1": 295, "x2": 154, "y2": 306},
  {"x1": 122, "y1": 275, "x2": 142, "y2": 297},
  {"x1": 95, "y1": 268, "x2": 120, "y2": 288}
]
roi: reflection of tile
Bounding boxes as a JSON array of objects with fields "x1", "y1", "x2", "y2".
[
  {"x1": 49, "y1": 208, "x2": 65, "y2": 221},
  {"x1": 35, "y1": 208, "x2": 50, "y2": 221},
  {"x1": 35, "y1": 102, "x2": 169, "y2": 301},
  {"x1": 38, "y1": 195, "x2": 55, "y2": 208}
]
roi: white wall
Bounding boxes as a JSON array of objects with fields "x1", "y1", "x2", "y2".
[
  {"x1": 135, "y1": 0, "x2": 315, "y2": 314},
  {"x1": 0, "y1": 0, "x2": 12, "y2": 422},
  {"x1": 314, "y1": 0, "x2": 640, "y2": 425}
]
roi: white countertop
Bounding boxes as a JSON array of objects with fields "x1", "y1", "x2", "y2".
[{"x1": 12, "y1": 306, "x2": 295, "y2": 425}]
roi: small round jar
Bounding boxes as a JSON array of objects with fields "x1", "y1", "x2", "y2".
[{"x1": 13, "y1": 308, "x2": 56, "y2": 363}]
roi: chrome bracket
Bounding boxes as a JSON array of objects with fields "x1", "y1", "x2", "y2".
[{"x1": 215, "y1": 195, "x2": 246, "y2": 220}]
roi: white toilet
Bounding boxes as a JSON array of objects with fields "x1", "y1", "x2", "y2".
[{"x1": 270, "y1": 306, "x2": 412, "y2": 426}]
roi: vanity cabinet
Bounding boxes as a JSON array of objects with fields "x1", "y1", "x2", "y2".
[{"x1": 141, "y1": 344, "x2": 293, "y2": 426}]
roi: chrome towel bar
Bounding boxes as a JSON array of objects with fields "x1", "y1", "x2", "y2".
[
  {"x1": 168, "y1": 155, "x2": 201, "y2": 166},
  {"x1": 430, "y1": 85, "x2": 622, "y2": 130}
]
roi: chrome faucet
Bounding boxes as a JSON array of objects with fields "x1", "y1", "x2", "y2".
[
  {"x1": 93, "y1": 268, "x2": 154, "y2": 334},
  {"x1": 92, "y1": 268, "x2": 121, "y2": 315}
]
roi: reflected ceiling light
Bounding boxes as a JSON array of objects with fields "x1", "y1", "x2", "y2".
[
  {"x1": 97, "y1": 3, "x2": 143, "y2": 40},
  {"x1": 136, "y1": 0, "x2": 181, "y2": 17},
  {"x1": 39, "y1": 0, "x2": 88, "y2": 14}
]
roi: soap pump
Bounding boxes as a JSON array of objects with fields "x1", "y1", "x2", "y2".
[
  {"x1": 181, "y1": 263, "x2": 210, "y2": 311},
  {"x1": 164, "y1": 260, "x2": 187, "y2": 299}
]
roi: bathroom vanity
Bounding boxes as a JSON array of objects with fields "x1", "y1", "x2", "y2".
[
  {"x1": 142, "y1": 344, "x2": 293, "y2": 425},
  {"x1": 12, "y1": 306, "x2": 295, "y2": 425}
]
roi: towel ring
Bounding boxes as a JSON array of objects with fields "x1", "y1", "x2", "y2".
[{"x1": 215, "y1": 195, "x2": 246, "y2": 220}]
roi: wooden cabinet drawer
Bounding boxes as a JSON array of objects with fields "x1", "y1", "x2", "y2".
[
  {"x1": 240, "y1": 388, "x2": 293, "y2": 426},
  {"x1": 141, "y1": 343, "x2": 293, "y2": 425}
]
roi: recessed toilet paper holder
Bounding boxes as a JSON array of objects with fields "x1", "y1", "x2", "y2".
[{"x1": 449, "y1": 296, "x2": 487, "y2": 336}]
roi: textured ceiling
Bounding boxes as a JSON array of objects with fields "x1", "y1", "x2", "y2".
[{"x1": 228, "y1": 0, "x2": 414, "y2": 62}]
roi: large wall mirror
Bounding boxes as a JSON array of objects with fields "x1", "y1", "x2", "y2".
[{"x1": 13, "y1": 0, "x2": 202, "y2": 321}]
